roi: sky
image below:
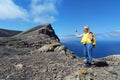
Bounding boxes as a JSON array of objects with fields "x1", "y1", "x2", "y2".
[{"x1": 0, "y1": 0, "x2": 120, "y2": 40}]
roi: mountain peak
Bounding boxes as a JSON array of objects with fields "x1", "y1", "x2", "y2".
[{"x1": 15, "y1": 24, "x2": 60, "y2": 42}]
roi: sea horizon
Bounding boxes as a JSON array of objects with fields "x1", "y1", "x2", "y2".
[{"x1": 61, "y1": 40, "x2": 120, "y2": 58}]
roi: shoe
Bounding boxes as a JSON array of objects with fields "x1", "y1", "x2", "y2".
[
  {"x1": 84, "y1": 62, "x2": 89, "y2": 65},
  {"x1": 88, "y1": 62, "x2": 91, "y2": 66},
  {"x1": 84, "y1": 62, "x2": 91, "y2": 68}
]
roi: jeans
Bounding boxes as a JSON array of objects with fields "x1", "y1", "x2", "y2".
[{"x1": 83, "y1": 43, "x2": 93, "y2": 63}]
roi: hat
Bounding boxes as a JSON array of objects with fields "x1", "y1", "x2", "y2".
[{"x1": 84, "y1": 25, "x2": 89, "y2": 29}]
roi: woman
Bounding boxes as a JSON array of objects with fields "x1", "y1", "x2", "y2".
[{"x1": 75, "y1": 25, "x2": 96, "y2": 67}]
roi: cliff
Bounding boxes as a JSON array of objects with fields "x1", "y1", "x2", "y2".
[{"x1": 0, "y1": 24, "x2": 120, "y2": 80}]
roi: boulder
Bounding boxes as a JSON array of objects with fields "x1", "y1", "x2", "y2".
[
  {"x1": 38, "y1": 42, "x2": 61, "y2": 53},
  {"x1": 14, "y1": 63, "x2": 23, "y2": 70}
]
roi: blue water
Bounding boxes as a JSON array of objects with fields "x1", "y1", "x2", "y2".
[{"x1": 62, "y1": 40, "x2": 120, "y2": 58}]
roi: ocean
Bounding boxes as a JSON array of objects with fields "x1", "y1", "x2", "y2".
[{"x1": 62, "y1": 40, "x2": 120, "y2": 58}]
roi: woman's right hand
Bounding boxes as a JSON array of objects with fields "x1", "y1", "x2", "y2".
[{"x1": 75, "y1": 29, "x2": 78, "y2": 33}]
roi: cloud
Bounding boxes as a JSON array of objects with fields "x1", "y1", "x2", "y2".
[
  {"x1": 95, "y1": 30, "x2": 120, "y2": 41},
  {"x1": 30, "y1": 0, "x2": 60, "y2": 23},
  {"x1": 108, "y1": 30, "x2": 120, "y2": 37},
  {"x1": 60, "y1": 35, "x2": 75, "y2": 39},
  {"x1": 59, "y1": 35, "x2": 80, "y2": 42},
  {"x1": 95, "y1": 33, "x2": 111, "y2": 40},
  {"x1": 0, "y1": 0, "x2": 61, "y2": 24},
  {"x1": 0, "y1": 0, "x2": 28, "y2": 20}
]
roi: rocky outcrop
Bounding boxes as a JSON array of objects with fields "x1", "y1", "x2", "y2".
[
  {"x1": 0, "y1": 24, "x2": 120, "y2": 80},
  {"x1": 65, "y1": 55, "x2": 120, "y2": 80},
  {"x1": 37, "y1": 42, "x2": 76, "y2": 58},
  {"x1": 0, "y1": 28, "x2": 22, "y2": 37}
]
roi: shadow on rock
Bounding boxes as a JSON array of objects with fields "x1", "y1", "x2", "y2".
[{"x1": 93, "y1": 61, "x2": 109, "y2": 67}]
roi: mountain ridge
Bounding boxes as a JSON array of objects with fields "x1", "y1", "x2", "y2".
[{"x1": 0, "y1": 28, "x2": 22, "y2": 37}]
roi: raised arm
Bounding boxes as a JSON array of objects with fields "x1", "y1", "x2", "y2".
[
  {"x1": 75, "y1": 30, "x2": 83, "y2": 38},
  {"x1": 76, "y1": 33, "x2": 83, "y2": 38}
]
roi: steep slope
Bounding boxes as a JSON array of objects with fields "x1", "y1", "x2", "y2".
[{"x1": 0, "y1": 28, "x2": 22, "y2": 37}]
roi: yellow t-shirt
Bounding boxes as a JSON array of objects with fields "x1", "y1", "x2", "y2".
[{"x1": 81, "y1": 33, "x2": 96, "y2": 45}]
